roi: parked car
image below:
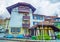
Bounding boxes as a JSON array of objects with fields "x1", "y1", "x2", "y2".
[
  {"x1": 0, "y1": 33, "x2": 6, "y2": 38},
  {"x1": 0, "y1": 27, "x2": 6, "y2": 33},
  {"x1": 5, "y1": 34, "x2": 14, "y2": 38},
  {"x1": 0, "y1": 26, "x2": 6, "y2": 38}
]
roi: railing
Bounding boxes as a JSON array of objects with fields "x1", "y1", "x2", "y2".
[
  {"x1": 22, "y1": 24, "x2": 30, "y2": 28},
  {"x1": 23, "y1": 16, "x2": 30, "y2": 20},
  {"x1": 18, "y1": 8, "x2": 30, "y2": 13}
]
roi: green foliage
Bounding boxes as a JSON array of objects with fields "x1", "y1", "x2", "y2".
[
  {"x1": 43, "y1": 34, "x2": 51, "y2": 40},
  {"x1": 31, "y1": 36, "x2": 36, "y2": 40},
  {"x1": 56, "y1": 34, "x2": 60, "y2": 39},
  {"x1": 31, "y1": 33, "x2": 51, "y2": 40},
  {"x1": 54, "y1": 23, "x2": 60, "y2": 29},
  {"x1": 44, "y1": 36, "x2": 51, "y2": 40},
  {"x1": 36, "y1": 35, "x2": 42, "y2": 40},
  {"x1": 36, "y1": 35, "x2": 51, "y2": 40}
]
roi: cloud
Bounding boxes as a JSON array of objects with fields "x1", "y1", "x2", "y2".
[
  {"x1": 0, "y1": 0, "x2": 60, "y2": 18},
  {"x1": 5, "y1": 0, "x2": 25, "y2": 7},
  {"x1": 50, "y1": 0, "x2": 60, "y2": 3},
  {"x1": 34, "y1": 0, "x2": 60, "y2": 16},
  {"x1": 0, "y1": 0, "x2": 7, "y2": 17}
]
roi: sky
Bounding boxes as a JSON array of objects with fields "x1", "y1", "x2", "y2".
[{"x1": 0, "y1": 0, "x2": 60, "y2": 19}]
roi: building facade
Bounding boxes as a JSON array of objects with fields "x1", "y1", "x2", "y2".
[
  {"x1": 0, "y1": 19, "x2": 6, "y2": 29},
  {"x1": 54, "y1": 17, "x2": 60, "y2": 29},
  {"x1": 6, "y1": 2, "x2": 60, "y2": 39},
  {"x1": 6, "y1": 2, "x2": 44, "y2": 37},
  {"x1": 45, "y1": 16, "x2": 57, "y2": 24},
  {"x1": 29, "y1": 21, "x2": 60, "y2": 40}
]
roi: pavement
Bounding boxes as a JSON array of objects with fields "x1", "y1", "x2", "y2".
[{"x1": 0, "y1": 38, "x2": 60, "y2": 42}]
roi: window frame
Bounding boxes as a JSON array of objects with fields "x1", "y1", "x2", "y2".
[{"x1": 11, "y1": 27, "x2": 20, "y2": 34}]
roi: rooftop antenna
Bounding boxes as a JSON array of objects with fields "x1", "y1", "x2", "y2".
[
  {"x1": 55, "y1": 12, "x2": 58, "y2": 17},
  {"x1": 54, "y1": 11, "x2": 58, "y2": 17}
]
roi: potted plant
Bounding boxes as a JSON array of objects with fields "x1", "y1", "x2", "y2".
[
  {"x1": 56, "y1": 34, "x2": 60, "y2": 39},
  {"x1": 43, "y1": 34, "x2": 51, "y2": 40},
  {"x1": 36, "y1": 35, "x2": 42, "y2": 40},
  {"x1": 31, "y1": 36, "x2": 36, "y2": 40}
]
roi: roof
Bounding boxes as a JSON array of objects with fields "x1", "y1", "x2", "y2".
[
  {"x1": 33, "y1": 14, "x2": 45, "y2": 16},
  {"x1": 45, "y1": 16, "x2": 57, "y2": 19},
  {"x1": 6, "y1": 2, "x2": 36, "y2": 14},
  {"x1": 30, "y1": 24, "x2": 60, "y2": 32},
  {"x1": 5, "y1": 18, "x2": 10, "y2": 20},
  {"x1": 39, "y1": 21, "x2": 54, "y2": 25},
  {"x1": 54, "y1": 17, "x2": 60, "y2": 19},
  {"x1": 53, "y1": 17, "x2": 60, "y2": 22}
]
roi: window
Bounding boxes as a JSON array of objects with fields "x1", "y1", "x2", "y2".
[
  {"x1": 40, "y1": 16, "x2": 43, "y2": 20},
  {"x1": 33, "y1": 15, "x2": 43, "y2": 20},
  {"x1": 56, "y1": 19, "x2": 58, "y2": 21},
  {"x1": 59, "y1": 19, "x2": 60, "y2": 21},
  {"x1": 23, "y1": 20, "x2": 29, "y2": 24},
  {"x1": 11, "y1": 28, "x2": 20, "y2": 33},
  {"x1": 24, "y1": 29, "x2": 28, "y2": 34},
  {"x1": 23, "y1": 14, "x2": 29, "y2": 16},
  {"x1": 33, "y1": 22, "x2": 37, "y2": 25},
  {"x1": 33, "y1": 15, "x2": 37, "y2": 19},
  {"x1": 33, "y1": 22, "x2": 39, "y2": 25},
  {"x1": 37, "y1": 15, "x2": 40, "y2": 20}
]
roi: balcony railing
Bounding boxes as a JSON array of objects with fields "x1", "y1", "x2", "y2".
[
  {"x1": 22, "y1": 24, "x2": 30, "y2": 28},
  {"x1": 18, "y1": 8, "x2": 30, "y2": 13},
  {"x1": 23, "y1": 16, "x2": 30, "y2": 20}
]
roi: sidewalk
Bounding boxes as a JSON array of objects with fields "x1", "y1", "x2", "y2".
[{"x1": 0, "y1": 38, "x2": 60, "y2": 42}]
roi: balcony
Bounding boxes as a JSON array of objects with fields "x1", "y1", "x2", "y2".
[
  {"x1": 18, "y1": 8, "x2": 30, "y2": 13},
  {"x1": 22, "y1": 24, "x2": 30, "y2": 28},
  {"x1": 23, "y1": 16, "x2": 30, "y2": 20}
]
